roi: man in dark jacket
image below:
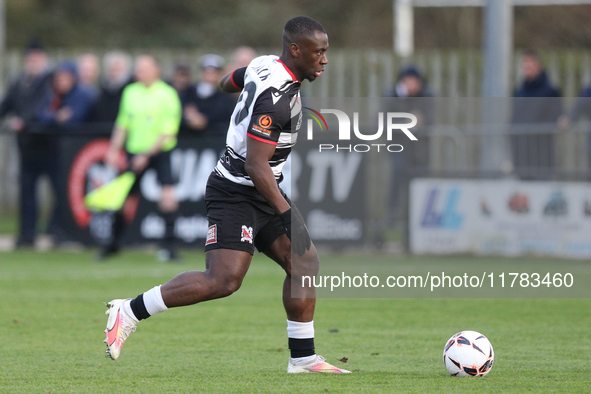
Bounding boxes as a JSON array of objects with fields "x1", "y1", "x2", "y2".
[
  {"x1": 183, "y1": 54, "x2": 235, "y2": 133},
  {"x1": 0, "y1": 42, "x2": 52, "y2": 131},
  {"x1": 168, "y1": 62, "x2": 202, "y2": 133},
  {"x1": 511, "y1": 50, "x2": 562, "y2": 179},
  {"x1": 387, "y1": 66, "x2": 436, "y2": 227},
  {"x1": 389, "y1": 66, "x2": 435, "y2": 167},
  {"x1": 0, "y1": 42, "x2": 54, "y2": 247},
  {"x1": 37, "y1": 61, "x2": 96, "y2": 125}
]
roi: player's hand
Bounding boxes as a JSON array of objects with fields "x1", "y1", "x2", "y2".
[
  {"x1": 131, "y1": 154, "x2": 149, "y2": 173},
  {"x1": 279, "y1": 208, "x2": 311, "y2": 257}
]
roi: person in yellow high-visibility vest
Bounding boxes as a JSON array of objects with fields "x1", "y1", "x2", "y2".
[{"x1": 102, "y1": 54, "x2": 182, "y2": 261}]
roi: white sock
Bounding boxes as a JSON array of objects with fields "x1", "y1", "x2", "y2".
[
  {"x1": 287, "y1": 320, "x2": 316, "y2": 363},
  {"x1": 143, "y1": 285, "x2": 169, "y2": 316},
  {"x1": 122, "y1": 300, "x2": 139, "y2": 323},
  {"x1": 287, "y1": 320, "x2": 315, "y2": 338}
]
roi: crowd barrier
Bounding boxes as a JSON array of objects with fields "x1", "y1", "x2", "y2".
[
  {"x1": 1, "y1": 123, "x2": 367, "y2": 249},
  {"x1": 2, "y1": 117, "x2": 591, "y2": 256}
]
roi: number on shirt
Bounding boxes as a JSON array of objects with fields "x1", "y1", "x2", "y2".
[{"x1": 234, "y1": 81, "x2": 256, "y2": 126}]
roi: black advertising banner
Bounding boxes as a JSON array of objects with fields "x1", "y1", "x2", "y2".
[
  {"x1": 56, "y1": 129, "x2": 367, "y2": 247},
  {"x1": 58, "y1": 132, "x2": 226, "y2": 246}
]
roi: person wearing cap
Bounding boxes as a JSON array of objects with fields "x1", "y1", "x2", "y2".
[
  {"x1": 388, "y1": 65, "x2": 435, "y2": 151},
  {"x1": 183, "y1": 54, "x2": 235, "y2": 132},
  {"x1": 37, "y1": 61, "x2": 96, "y2": 125},
  {"x1": 387, "y1": 65, "x2": 435, "y2": 230},
  {"x1": 0, "y1": 41, "x2": 52, "y2": 132},
  {"x1": 0, "y1": 41, "x2": 54, "y2": 248},
  {"x1": 391, "y1": 66, "x2": 433, "y2": 100}
]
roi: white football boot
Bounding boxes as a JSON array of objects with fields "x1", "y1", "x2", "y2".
[
  {"x1": 103, "y1": 299, "x2": 137, "y2": 360},
  {"x1": 287, "y1": 355, "x2": 351, "y2": 373}
]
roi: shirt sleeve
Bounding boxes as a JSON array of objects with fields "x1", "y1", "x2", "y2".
[
  {"x1": 161, "y1": 88, "x2": 182, "y2": 136},
  {"x1": 230, "y1": 67, "x2": 247, "y2": 90},
  {"x1": 246, "y1": 88, "x2": 292, "y2": 146},
  {"x1": 114, "y1": 87, "x2": 130, "y2": 129}
]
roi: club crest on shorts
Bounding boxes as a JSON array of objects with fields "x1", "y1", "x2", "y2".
[
  {"x1": 206, "y1": 224, "x2": 217, "y2": 245},
  {"x1": 241, "y1": 225, "x2": 253, "y2": 244}
]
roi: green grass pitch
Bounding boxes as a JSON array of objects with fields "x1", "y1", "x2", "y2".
[{"x1": 1, "y1": 250, "x2": 590, "y2": 393}]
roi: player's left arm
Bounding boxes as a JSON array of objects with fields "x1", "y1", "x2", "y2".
[
  {"x1": 244, "y1": 92, "x2": 311, "y2": 255},
  {"x1": 245, "y1": 136, "x2": 311, "y2": 256},
  {"x1": 220, "y1": 67, "x2": 246, "y2": 94}
]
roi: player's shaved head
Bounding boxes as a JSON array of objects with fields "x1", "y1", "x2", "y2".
[
  {"x1": 283, "y1": 16, "x2": 326, "y2": 46},
  {"x1": 280, "y1": 16, "x2": 328, "y2": 82}
]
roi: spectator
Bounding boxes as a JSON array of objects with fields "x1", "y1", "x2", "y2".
[
  {"x1": 227, "y1": 46, "x2": 257, "y2": 71},
  {"x1": 170, "y1": 62, "x2": 193, "y2": 104},
  {"x1": 167, "y1": 62, "x2": 203, "y2": 133},
  {"x1": 184, "y1": 54, "x2": 235, "y2": 132},
  {"x1": 77, "y1": 53, "x2": 100, "y2": 95},
  {"x1": 558, "y1": 83, "x2": 591, "y2": 129},
  {"x1": 511, "y1": 50, "x2": 562, "y2": 179},
  {"x1": 0, "y1": 40, "x2": 52, "y2": 132},
  {"x1": 91, "y1": 51, "x2": 133, "y2": 123},
  {"x1": 0, "y1": 41, "x2": 54, "y2": 247},
  {"x1": 558, "y1": 82, "x2": 591, "y2": 171},
  {"x1": 389, "y1": 65, "x2": 435, "y2": 127},
  {"x1": 37, "y1": 61, "x2": 96, "y2": 125},
  {"x1": 36, "y1": 62, "x2": 95, "y2": 244},
  {"x1": 387, "y1": 65, "x2": 435, "y2": 225}
]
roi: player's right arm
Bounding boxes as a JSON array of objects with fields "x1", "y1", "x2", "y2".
[
  {"x1": 220, "y1": 67, "x2": 246, "y2": 94},
  {"x1": 244, "y1": 137, "x2": 290, "y2": 214}
]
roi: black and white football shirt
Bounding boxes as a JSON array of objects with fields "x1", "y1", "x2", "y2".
[{"x1": 214, "y1": 55, "x2": 302, "y2": 186}]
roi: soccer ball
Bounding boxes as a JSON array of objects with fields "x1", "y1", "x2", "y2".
[{"x1": 443, "y1": 330, "x2": 494, "y2": 377}]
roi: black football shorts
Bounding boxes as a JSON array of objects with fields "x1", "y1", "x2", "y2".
[
  {"x1": 126, "y1": 150, "x2": 174, "y2": 194},
  {"x1": 204, "y1": 173, "x2": 292, "y2": 255}
]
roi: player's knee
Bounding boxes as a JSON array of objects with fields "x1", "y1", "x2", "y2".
[
  {"x1": 281, "y1": 253, "x2": 291, "y2": 276},
  {"x1": 211, "y1": 274, "x2": 243, "y2": 298},
  {"x1": 293, "y1": 253, "x2": 319, "y2": 277},
  {"x1": 219, "y1": 279, "x2": 242, "y2": 297}
]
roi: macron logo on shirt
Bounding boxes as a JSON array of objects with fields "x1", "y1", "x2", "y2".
[{"x1": 272, "y1": 91, "x2": 282, "y2": 105}]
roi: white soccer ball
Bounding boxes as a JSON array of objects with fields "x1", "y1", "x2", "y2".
[{"x1": 443, "y1": 330, "x2": 494, "y2": 377}]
